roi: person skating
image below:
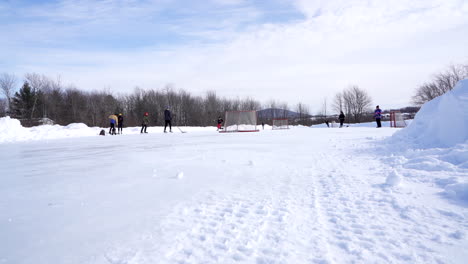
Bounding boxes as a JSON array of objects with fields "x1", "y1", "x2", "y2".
[
  {"x1": 217, "y1": 116, "x2": 223, "y2": 131},
  {"x1": 164, "y1": 107, "x2": 172, "y2": 133},
  {"x1": 108, "y1": 114, "x2": 118, "y2": 135},
  {"x1": 117, "y1": 113, "x2": 124, "y2": 134},
  {"x1": 141, "y1": 112, "x2": 149, "y2": 133},
  {"x1": 374, "y1": 105, "x2": 382, "y2": 128},
  {"x1": 339, "y1": 111, "x2": 345, "y2": 128}
]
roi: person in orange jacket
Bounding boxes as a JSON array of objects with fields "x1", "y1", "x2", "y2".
[{"x1": 108, "y1": 114, "x2": 118, "y2": 135}]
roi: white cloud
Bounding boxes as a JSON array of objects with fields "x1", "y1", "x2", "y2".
[{"x1": 3, "y1": 0, "x2": 468, "y2": 110}]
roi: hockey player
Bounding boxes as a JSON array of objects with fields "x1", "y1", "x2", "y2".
[
  {"x1": 164, "y1": 107, "x2": 172, "y2": 133},
  {"x1": 339, "y1": 111, "x2": 345, "y2": 128},
  {"x1": 117, "y1": 113, "x2": 124, "y2": 134},
  {"x1": 141, "y1": 112, "x2": 149, "y2": 133},
  {"x1": 108, "y1": 114, "x2": 118, "y2": 135},
  {"x1": 374, "y1": 105, "x2": 382, "y2": 128},
  {"x1": 217, "y1": 116, "x2": 223, "y2": 131}
]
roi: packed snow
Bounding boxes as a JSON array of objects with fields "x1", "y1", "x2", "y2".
[{"x1": 0, "y1": 80, "x2": 467, "y2": 264}]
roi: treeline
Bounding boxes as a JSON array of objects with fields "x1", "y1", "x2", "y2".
[
  {"x1": 2, "y1": 63, "x2": 465, "y2": 127},
  {"x1": 0, "y1": 73, "x2": 312, "y2": 127}
]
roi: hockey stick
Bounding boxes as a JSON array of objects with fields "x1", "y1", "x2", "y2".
[{"x1": 177, "y1": 126, "x2": 187, "y2": 133}]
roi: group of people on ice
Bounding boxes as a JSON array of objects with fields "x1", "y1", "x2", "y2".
[
  {"x1": 327, "y1": 105, "x2": 382, "y2": 128},
  {"x1": 105, "y1": 107, "x2": 173, "y2": 135},
  {"x1": 106, "y1": 105, "x2": 383, "y2": 135},
  {"x1": 107, "y1": 113, "x2": 124, "y2": 135}
]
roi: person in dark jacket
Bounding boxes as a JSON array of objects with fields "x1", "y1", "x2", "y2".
[
  {"x1": 141, "y1": 112, "x2": 149, "y2": 133},
  {"x1": 339, "y1": 111, "x2": 345, "y2": 128},
  {"x1": 374, "y1": 105, "x2": 382, "y2": 128},
  {"x1": 164, "y1": 107, "x2": 172, "y2": 133},
  {"x1": 217, "y1": 116, "x2": 223, "y2": 131},
  {"x1": 117, "y1": 113, "x2": 124, "y2": 134}
]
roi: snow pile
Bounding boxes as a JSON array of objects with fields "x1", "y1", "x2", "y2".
[
  {"x1": 0, "y1": 116, "x2": 25, "y2": 139},
  {"x1": 385, "y1": 169, "x2": 402, "y2": 186},
  {"x1": 0, "y1": 117, "x2": 103, "y2": 143},
  {"x1": 0, "y1": 117, "x2": 220, "y2": 143},
  {"x1": 391, "y1": 79, "x2": 468, "y2": 148}
]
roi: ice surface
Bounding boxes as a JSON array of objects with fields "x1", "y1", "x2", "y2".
[{"x1": 0, "y1": 104, "x2": 467, "y2": 263}]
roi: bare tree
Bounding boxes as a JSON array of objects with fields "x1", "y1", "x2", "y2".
[
  {"x1": 0, "y1": 73, "x2": 17, "y2": 112},
  {"x1": 413, "y1": 63, "x2": 468, "y2": 105},
  {"x1": 332, "y1": 92, "x2": 343, "y2": 114},
  {"x1": 320, "y1": 98, "x2": 328, "y2": 117},
  {"x1": 342, "y1": 85, "x2": 372, "y2": 123},
  {"x1": 295, "y1": 102, "x2": 310, "y2": 125}
]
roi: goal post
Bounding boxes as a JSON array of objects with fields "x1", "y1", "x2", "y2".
[
  {"x1": 390, "y1": 111, "x2": 406, "y2": 128},
  {"x1": 220, "y1": 110, "x2": 259, "y2": 133},
  {"x1": 272, "y1": 118, "x2": 289, "y2": 130}
]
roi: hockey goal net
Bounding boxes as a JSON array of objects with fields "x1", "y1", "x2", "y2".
[
  {"x1": 390, "y1": 111, "x2": 406, "y2": 128},
  {"x1": 272, "y1": 118, "x2": 289, "y2": 130},
  {"x1": 220, "y1": 110, "x2": 259, "y2": 133}
]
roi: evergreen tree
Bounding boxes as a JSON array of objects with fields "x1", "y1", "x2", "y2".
[{"x1": 11, "y1": 82, "x2": 37, "y2": 120}]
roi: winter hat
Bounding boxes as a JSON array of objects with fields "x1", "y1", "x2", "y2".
[{"x1": 144, "y1": 112, "x2": 149, "y2": 116}]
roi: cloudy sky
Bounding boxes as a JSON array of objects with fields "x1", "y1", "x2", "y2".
[{"x1": 1, "y1": 0, "x2": 468, "y2": 111}]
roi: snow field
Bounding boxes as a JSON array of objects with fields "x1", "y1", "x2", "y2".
[
  {"x1": 0, "y1": 125, "x2": 467, "y2": 263},
  {"x1": 1, "y1": 80, "x2": 467, "y2": 263}
]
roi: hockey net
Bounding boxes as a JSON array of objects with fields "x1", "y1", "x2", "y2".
[
  {"x1": 272, "y1": 118, "x2": 289, "y2": 130},
  {"x1": 390, "y1": 111, "x2": 406, "y2": 128},
  {"x1": 220, "y1": 110, "x2": 259, "y2": 133}
]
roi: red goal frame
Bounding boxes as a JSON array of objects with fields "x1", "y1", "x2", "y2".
[
  {"x1": 390, "y1": 111, "x2": 406, "y2": 128},
  {"x1": 272, "y1": 118, "x2": 289, "y2": 130}
]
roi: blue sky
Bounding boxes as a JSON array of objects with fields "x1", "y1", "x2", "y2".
[{"x1": 1, "y1": 0, "x2": 468, "y2": 110}]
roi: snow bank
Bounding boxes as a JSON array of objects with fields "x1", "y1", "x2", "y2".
[
  {"x1": 0, "y1": 117, "x2": 218, "y2": 143},
  {"x1": 390, "y1": 79, "x2": 468, "y2": 148},
  {"x1": 0, "y1": 117, "x2": 102, "y2": 143},
  {"x1": 0, "y1": 116, "x2": 25, "y2": 139}
]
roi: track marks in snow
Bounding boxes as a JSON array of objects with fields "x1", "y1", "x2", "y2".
[
  {"x1": 160, "y1": 193, "x2": 290, "y2": 263},
  {"x1": 310, "y1": 152, "x2": 454, "y2": 264},
  {"x1": 122, "y1": 168, "x2": 333, "y2": 264}
]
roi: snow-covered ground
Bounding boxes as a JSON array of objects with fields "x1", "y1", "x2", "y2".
[{"x1": 1, "y1": 80, "x2": 467, "y2": 264}]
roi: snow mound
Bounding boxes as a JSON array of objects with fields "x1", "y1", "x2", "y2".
[
  {"x1": 65, "y1": 123, "x2": 90, "y2": 129},
  {"x1": 385, "y1": 170, "x2": 401, "y2": 186},
  {"x1": 176, "y1": 172, "x2": 184, "y2": 179},
  {"x1": 391, "y1": 79, "x2": 468, "y2": 148},
  {"x1": 0, "y1": 116, "x2": 28, "y2": 141},
  {"x1": 0, "y1": 117, "x2": 101, "y2": 143}
]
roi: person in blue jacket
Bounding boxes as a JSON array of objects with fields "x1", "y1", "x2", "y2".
[{"x1": 374, "y1": 105, "x2": 382, "y2": 128}]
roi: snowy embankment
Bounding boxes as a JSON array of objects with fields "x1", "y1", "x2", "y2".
[
  {"x1": 0, "y1": 81, "x2": 467, "y2": 264},
  {"x1": 384, "y1": 79, "x2": 468, "y2": 206},
  {"x1": 0, "y1": 116, "x2": 214, "y2": 143}
]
